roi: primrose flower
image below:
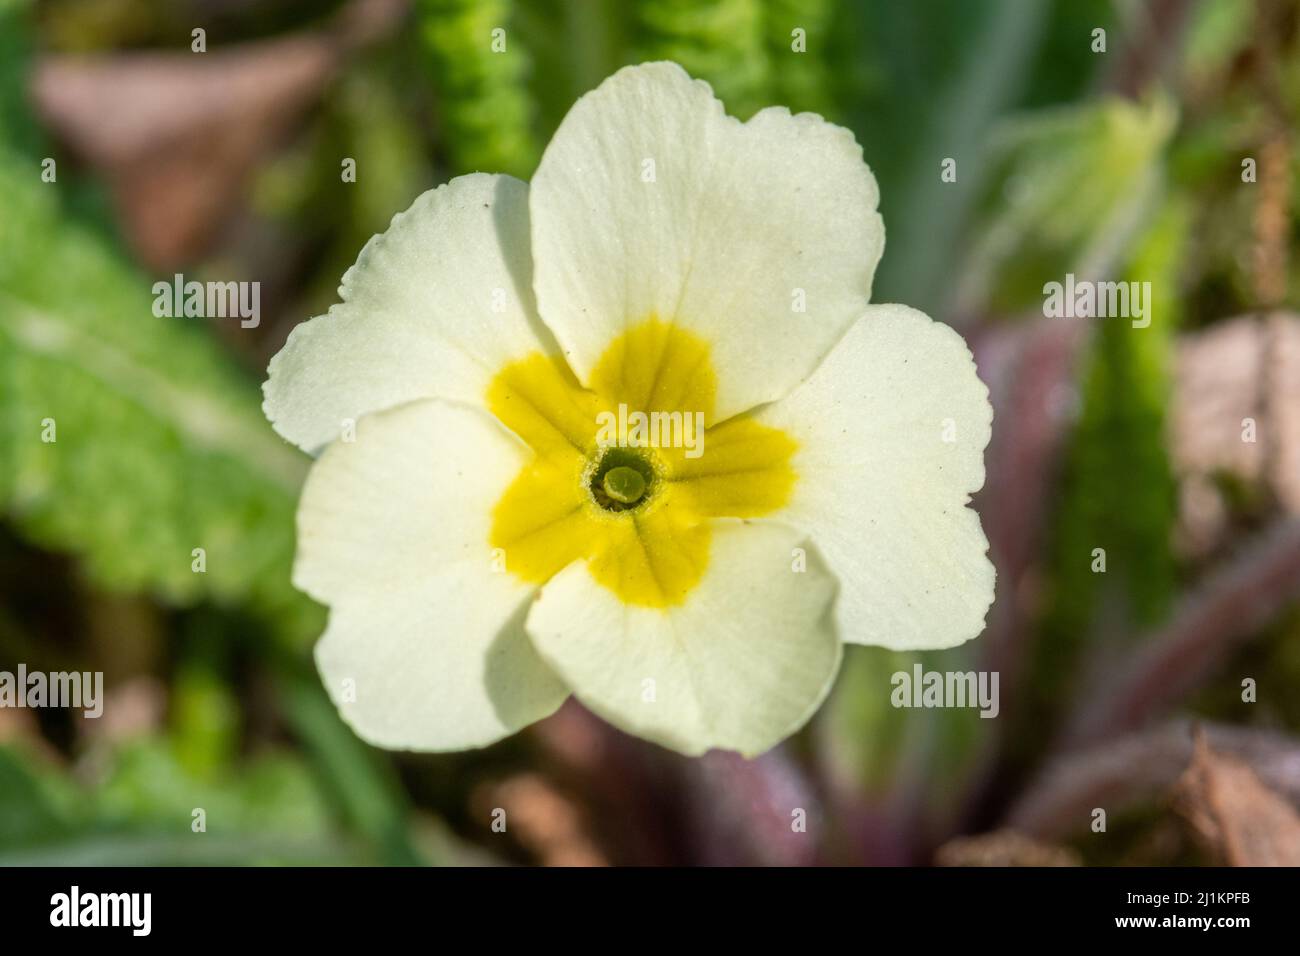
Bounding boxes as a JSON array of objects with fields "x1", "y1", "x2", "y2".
[{"x1": 263, "y1": 63, "x2": 994, "y2": 758}]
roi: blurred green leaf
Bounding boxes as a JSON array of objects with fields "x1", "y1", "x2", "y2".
[
  {"x1": 276, "y1": 664, "x2": 427, "y2": 865},
  {"x1": 0, "y1": 746, "x2": 77, "y2": 846},
  {"x1": 635, "y1": 0, "x2": 771, "y2": 119},
  {"x1": 763, "y1": 0, "x2": 835, "y2": 117},
  {"x1": 0, "y1": 0, "x2": 41, "y2": 155},
  {"x1": 820, "y1": 646, "x2": 913, "y2": 794},
  {"x1": 834, "y1": 0, "x2": 1052, "y2": 314},
  {"x1": 256, "y1": 59, "x2": 434, "y2": 325},
  {"x1": 1182, "y1": 0, "x2": 1255, "y2": 84},
  {"x1": 1046, "y1": 199, "x2": 1187, "y2": 636},
  {"x1": 0, "y1": 150, "x2": 322, "y2": 643},
  {"x1": 821, "y1": 642, "x2": 996, "y2": 832},
  {"x1": 0, "y1": 740, "x2": 357, "y2": 866},
  {"x1": 518, "y1": 0, "x2": 632, "y2": 136},
  {"x1": 959, "y1": 95, "x2": 1176, "y2": 315},
  {"x1": 171, "y1": 629, "x2": 241, "y2": 779},
  {"x1": 418, "y1": 0, "x2": 541, "y2": 178}
]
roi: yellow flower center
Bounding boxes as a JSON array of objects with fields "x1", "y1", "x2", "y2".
[{"x1": 488, "y1": 319, "x2": 797, "y2": 608}]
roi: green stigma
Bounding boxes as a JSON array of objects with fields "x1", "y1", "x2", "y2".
[{"x1": 602, "y1": 465, "x2": 647, "y2": 505}]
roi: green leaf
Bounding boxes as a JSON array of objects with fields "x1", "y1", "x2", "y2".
[
  {"x1": 0, "y1": 150, "x2": 321, "y2": 644},
  {"x1": 517, "y1": 0, "x2": 633, "y2": 137},
  {"x1": 1048, "y1": 199, "x2": 1187, "y2": 633},
  {"x1": 820, "y1": 646, "x2": 914, "y2": 793},
  {"x1": 634, "y1": 0, "x2": 771, "y2": 119},
  {"x1": 763, "y1": 0, "x2": 835, "y2": 117},
  {"x1": 275, "y1": 664, "x2": 427, "y2": 865},
  {"x1": 832, "y1": 0, "x2": 1053, "y2": 314},
  {"x1": 417, "y1": 0, "x2": 541, "y2": 178},
  {"x1": 0, "y1": 0, "x2": 41, "y2": 154},
  {"x1": 0, "y1": 746, "x2": 77, "y2": 847},
  {"x1": 959, "y1": 95, "x2": 1177, "y2": 315},
  {"x1": 0, "y1": 740, "x2": 358, "y2": 866}
]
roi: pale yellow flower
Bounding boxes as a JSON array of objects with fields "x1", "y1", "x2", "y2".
[{"x1": 264, "y1": 63, "x2": 994, "y2": 757}]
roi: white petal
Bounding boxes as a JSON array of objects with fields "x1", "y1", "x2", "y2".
[
  {"x1": 264, "y1": 174, "x2": 553, "y2": 455},
  {"x1": 756, "y1": 304, "x2": 995, "y2": 650},
  {"x1": 525, "y1": 520, "x2": 841, "y2": 757},
  {"x1": 297, "y1": 399, "x2": 568, "y2": 751},
  {"x1": 529, "y1": 62, "x2": 884, "y2": 421}
]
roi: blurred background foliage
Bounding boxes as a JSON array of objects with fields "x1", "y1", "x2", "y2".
[{"x1": 1, "y1": 0, "x2": 1299, "y2": 866}]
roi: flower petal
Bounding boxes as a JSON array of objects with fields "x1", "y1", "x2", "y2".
[
  {"x1": 756, "y1": 304, "x2": 995, "y2": 650},
  {"x1": 296, "y1": 399, "x2": 568, "y2": 751},
  {"x1": 529, "y1": 61, "x2": 884, "y2": 422},
  {"x1": 525, "y1": 520, "x2": 841, "y2": 757},
  {"x1": 264, "y1": 174, "x2": 553, "y2": 455}
]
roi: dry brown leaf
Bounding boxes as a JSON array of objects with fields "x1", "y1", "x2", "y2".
[
  {"x1": 935, "y1": 829, "x2": 1080, "y2": 867},
  {"x1": 1173, "y1": 728, "x2": 1300, "y2": 865},
  {"x1": 471, "y1": 773, "x2": 608, "y2": 868},
  {"x1": 1172, "y1": 311, "x2": 1300, "y2": 555},
  {"x1": 30, "y1": 0, "x2": 407, "y2": 269},
  {"x1": 1008, "y1": 719, "x2": 1300, "y2": 840},
  {"x1": 1270, "y1": 312, "x2": 1300, "y2": 510},
  {"x1": 1173, "y1": 316, "x2": 1266, "y2": 482}
]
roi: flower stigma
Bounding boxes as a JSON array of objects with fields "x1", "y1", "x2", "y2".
[{"x1": 592, "y1": 449, "x2": 654, "y2": 511}]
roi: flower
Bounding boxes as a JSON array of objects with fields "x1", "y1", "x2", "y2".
[{"x1": 263, "y1": 62, "x2": 994, "y2": 758}]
